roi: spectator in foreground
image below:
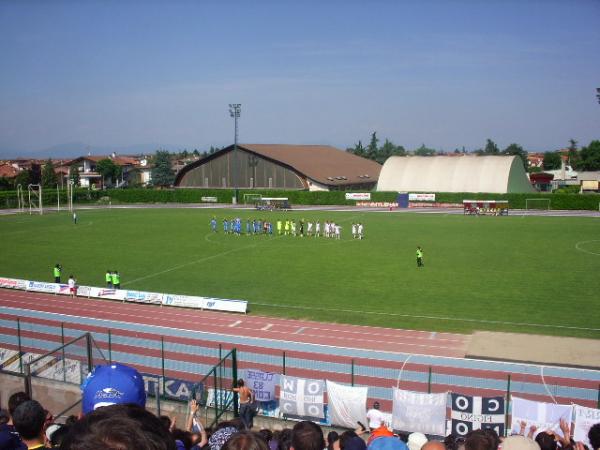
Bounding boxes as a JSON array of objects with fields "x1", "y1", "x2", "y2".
[
  {"x1": 60, "y1": 403, "x2": 176, "y2": 450},
  {"x1": 368, "y1": 437, "x2": 408, "y2": 450},
  {"x1": 222, "y1": 431, "x2": 269, "y2": 450},
  {"x1": 0, "y1": 391, "x2": 30, "y2": 450},
  {"x1": 408, "y1": 433, "x2": 428, "y2": 450},
  {"x1": 589, "y1": 423, "x2": 600, "y2": 450},
  {"x1": 12, "y1": 399, "x2": 49, "y2": 450},
  {"x1": 81, "y1": 363, "x2": 146, "y2": 414},
  {"x1": 290, "y1": 421, "x2": 324, "y2": 450},
  {"x1": 501, "y1": 436, "x2": 540, "y2": 450},
  {"x1": 366, "y1": 402, "x2": 385, "y2": 432},
  {"x1": 422, "y1": 441, "x2": 446, "y2": 450}
]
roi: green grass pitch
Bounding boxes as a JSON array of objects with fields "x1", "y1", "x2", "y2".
[{"x1": 0, "y1": 208, "x2": 599, "y2": 339}]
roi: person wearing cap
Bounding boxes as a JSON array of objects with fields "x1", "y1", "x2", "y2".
[
  {"x1": 12, "y1": 399, "x2": 50, "y2": 450},
  {"x1": 368, "y1": 437, "x2": 408, "y2": 450},
  {"x1": 81, "y1": 363, "x2": 146, "y2": 414},
  {"x1": 407, "y1": 433, "x2": 428, "y2": 450},
  {"x1": 366, "y1": 401, "x2": 386, "y2": 432}
]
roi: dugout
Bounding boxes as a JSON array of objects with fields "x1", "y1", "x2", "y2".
[{"x1": 463, "y1": 200, "x2": 509, "y2": 216}]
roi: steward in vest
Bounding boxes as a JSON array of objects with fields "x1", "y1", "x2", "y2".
[
  {"x1": 112, "y1": 271, "x2": 121, "y2": 289},
  {"x1": 416, "y1": 247, "x2": 424, "y2": 267},
  {"x1": 53, "y1": 264, "x2": 62, "y2": 283},
  {"x1": 106, "y1": 270, "x2": 113, "y2": 288}
]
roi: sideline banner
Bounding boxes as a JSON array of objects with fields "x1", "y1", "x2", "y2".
[
  {"x1": 26, "y1": 281, "x2": 60, "y2": 294},
  {"x1": 0, "y1": 277, "x2": 27, "y2": 290},
  {"x1": 88, "y1": 287, "x2": 127, "y2": 301},
  {"x1": 162, "y1": 294, "x2": 247, "y2": 313},
  {"x1": 392, "y1": 388, "x2": 447, "y2": 436},
  {"x1": 346, "y1": 193, "x2": 371, "y2": 201},
  {"x1": 409, "y1": 193, "x2": 436, "y2": 202},
  {"x1": 450, "y1": 393, "x2": 505, "y2": 436},
  {"x1": 125, "y1": 290, "x2": 163, "y2": 305}
]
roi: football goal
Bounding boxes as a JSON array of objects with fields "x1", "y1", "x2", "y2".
[
  {"x1": 525, "y1": 198, "x2": 551, "y2": 211},
  {"x1": 28, "y1": 184, "x2": 42, "y2": 215},
  {"x1": 243, "y1": 193, "x2": 262, "y2": 205}
]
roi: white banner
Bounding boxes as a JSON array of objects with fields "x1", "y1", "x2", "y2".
[
  {"x1": 409, "y1": 193, "x2": 436, "y2": 202},
  {"x1": 574, "y1": 404, "x2": 600, "y2": 448},
  {"x1": 510, "y1": 396, "x2": 573, "y2": 437},
  {"x1": 37, "y1": 358, "x2": 82, "y2": 384},
  {"x1": 88, "y1": 287, "x2": 127, "y2": 301},
  {"x1": 26, "y1": 280, "x2": 60, "y2": 294},
  {"x1": 0, "y1": 277, "x2": 27, "y2": 290},
  {"x1": 77, "y1": 285, "x2": 93, "y2": 297},
  {"x1": 0, "y1": 348, "x2": 19, "y2": 369},
  {"x1": 392, "y1": 388, "x2": 447, "y2": 436},
  {"x1": 280, "y1": 375, "x2": 325, "y2": 420},
  {"x1": 326, "y1": 380, "x2": 368, "y2": 429},
  {"x1": 163, "y1": 294, "x2": 205, "y2": 308},
  {"x1": 125, "y1": 290, "x2": 163, "y2": 305},
  {"x1": 245, "y1": 369, "x2": 278, "y2": 402},
  {"x1": 202, "y1": 298, "x2": 247, "y2": 313},
  {"x1": 346, "y1": 193, "x2": 371, "y2": 201}
]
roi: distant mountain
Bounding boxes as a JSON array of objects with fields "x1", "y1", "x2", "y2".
[{"x1": 0, "y1": 142, "x2": 191, "y2": 159}]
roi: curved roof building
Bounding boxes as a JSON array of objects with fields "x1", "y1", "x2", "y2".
[
  {"x1": 377, "y1": 155, "x2": 535, "y2": 193},
  {"x1": 175, "y1": 144, "x2": 381, "y2": 191}
]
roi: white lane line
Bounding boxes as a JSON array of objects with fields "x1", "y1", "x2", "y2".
[
  {"x1": 229, "y1": 320, "x2": 242, "y2": 328},
  {"x1": 261, "y1": 323, "x2": 273, "y2": 331},
  {"x1": 429, "y1": 332, "x2": 437, "y2": 340},
  {"x1": 294, "y1": 327, "x2": 306, "y2": 335}
]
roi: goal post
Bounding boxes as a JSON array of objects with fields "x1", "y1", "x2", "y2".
[
  {"x1": 525, "y1": 198, "x2": 551, "y2": 211},
  {"x1": 243, "y1": 193, "x2": 262, "y2": 205},
  {"x1": 28, "y1": 184, "x2": 42, "y2": 215}
]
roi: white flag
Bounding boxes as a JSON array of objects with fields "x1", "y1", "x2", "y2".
[
  {"x1": 574, "y1": 404, "x2": 600, "y2": 448},
  {"x1": 280, "y1": 375, "x2": 325, "y2": 420},
  {"x1": 326, "y1": 380, "x2": 368, "y2": 428},
  {"x1": 510, "y1": 396, "x2": 573, "y2": 437},
  {"x1": 392, "y1": 388, "x2": 447, "y2": 436}
]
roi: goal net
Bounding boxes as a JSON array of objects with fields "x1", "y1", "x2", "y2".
[
  {"x1": 525, "y1": 198, "x2": 551, "y2": 210},
  {"x1": 243, "y1": 193, "x2": 262, "y2": 205}
]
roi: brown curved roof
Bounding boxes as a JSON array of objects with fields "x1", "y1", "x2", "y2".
[{"x1": 238, "y1": 144, "x2": 381, "y2": 186}]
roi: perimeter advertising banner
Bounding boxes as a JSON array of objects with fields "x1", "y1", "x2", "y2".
[
  {"x1": 0, "y1": 277, "x2": 27, "y2": 290},
  {"x1": 345, "y1": 193, "x2": 371, "y2": 201},
  {"x1": 409, "y1": 193, "x2": 436, "y2": 202},
  {"x1": 125, "y1": 290, "x2": 163, "y2": 305}
]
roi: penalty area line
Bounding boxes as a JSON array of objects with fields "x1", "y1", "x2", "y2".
[{"x1": 250, "y1": 302, "x2": 600, "y2": 332}]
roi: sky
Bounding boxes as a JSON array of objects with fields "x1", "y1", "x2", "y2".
[{"x1": 0, "y1": 0, "x2": 599, "y2": 157}]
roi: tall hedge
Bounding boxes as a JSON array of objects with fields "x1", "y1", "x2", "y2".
[{"x1": 0, "y1": 188, "x2": 598, "y2": 210}]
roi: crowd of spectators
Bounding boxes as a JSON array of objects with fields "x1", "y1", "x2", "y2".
[{"x1": 1, "y1": 363, "x2": 599, "y2": 450}]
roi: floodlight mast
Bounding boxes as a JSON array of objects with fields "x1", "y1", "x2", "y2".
[{"x1": 229, "y1": 104, "x2": 241, "y2": 204}]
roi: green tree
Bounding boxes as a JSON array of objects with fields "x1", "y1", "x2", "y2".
[
  {"x1": 96, "y1": 158, "x2": 122, "y2": 187},
  {"x1": 69, "y1": 167, "x2": 81, "y2": 186},
  {"x1": 578, "y1": 140, "x2": 600, "y2": 171},
  {"x1": 414, "y1": 144, "x2": 436, "y2": 156},
  {"x1": 0, "y1": 177, "x2": 11, "y2": 190},
  {"x1": 502, "y1": 143, "x2": 528, "y2": 170},
  {"x1": 366, "y1": 132, "x2": 379, "y2": 160},
  {"x1": 542, "y1": 151, "x2": 562, "y2": 170},
  {"x1": 151, "y1": 150, "x2": 175, "y2": 187},
  {"x1": 483, "y1": 139, "x2": 500, "y2": 154},
  {"x1": 13, "y1": 169, "x2": 31, "y2": 188},
  {"x1": 567, "y1": 139, "x2": 580, "y2": 169},
  {"x1": 41, "y1": 159, "x2": 58, "y2": 188},
  {"x1": 346, "y1": 140, "x2": 366, "y2": 157}
]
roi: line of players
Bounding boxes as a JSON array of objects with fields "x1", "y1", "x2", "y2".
[{"x1": 209, "y1": 217, "x2": 364, "y2": 239}]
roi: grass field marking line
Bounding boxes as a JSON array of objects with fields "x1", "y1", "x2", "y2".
[
  {"x1": 575, "y1": 240, "x2": 600, "y2": 256},
  {"x1": 4, "y1": 302, "x2": 600, "y2": 376},
  {"x1": 252, "y1": 302, "x2": 600, "y2": 332}
]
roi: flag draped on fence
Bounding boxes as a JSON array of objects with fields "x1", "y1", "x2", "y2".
[
  {"x1": 392, "y1": 388, "x2": 447, "y2": 436},
  {"x1": 326, "y1": 380, "x2": 368, "y2": 428},
  {"x1": 279, "y1": 375, "x2": 325, "y2": 420},
  {"x1": 574, "y1": 404, "x2": 600, "y2": 449},
  {"x1": 510, "y1": 396, "x2": 573, "y2": 437},
  {"x1": 450, "y1": 394, "x2": 505, "y2": 436},
  {"x1": 245, "y1": 369, "x2": 278, "y2": 402}
]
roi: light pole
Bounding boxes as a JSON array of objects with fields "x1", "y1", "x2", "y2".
[{"x1": 229, "y1": 103, "x2": 241, "y2": 204}]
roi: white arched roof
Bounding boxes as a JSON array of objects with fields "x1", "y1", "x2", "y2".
[{"x1": 377, "y1": 155, "x2": 535, "y2": 193}]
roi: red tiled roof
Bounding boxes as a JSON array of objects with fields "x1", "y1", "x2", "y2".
[{"x1": 0, "y1": 164, "x2": 19, "y2": 178}]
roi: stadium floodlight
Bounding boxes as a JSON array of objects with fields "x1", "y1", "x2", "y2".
[{"x1": 228, "y1": 104, "x2": 241, "y2": 203}]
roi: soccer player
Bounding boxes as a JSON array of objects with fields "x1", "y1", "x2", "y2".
[
  {"x1": 284, "y1": 220, "x2": 290, "y2": 235},
  {"x1": 307, "y1": 221, "x2": 313, "y2": 237},
  {"x1": 73, "y1": 211, "x2": 78, "y2": 224},
  {"x1": 291, "y1": 220, "x2": 296, "y2": 237},
  {"x1": 210, "y1": 217, "x2": 217, "y2": 233},
  {"x1": 246, "y1": 219, "x2": 251, "y2": 235},
  {"x1": 68, "y1": 275, "x2": 77, "y2": 298},
  {"x1": 277, "y1": 220, "x2": 282, "y2": 235},
  {"x1": 335, "y1": 224, "x2": 341, "y2": 240},
  {"x1": 223, "y1": 218, "x2": 229, "y2": 234},
  {"x1": 315, "y1": 221, "x2": 321, "y2": 237},
  {"x1": 351, "y1": 223, "x2": 357, "y2": 239},
  {"x1": 358, "y1": 222, "x2": 364, "y2": 240},
  {"x1": 53, "y1": 264, "x2": 62, "y2": 283},
  {"x1": 416, "y1": 246, "x2": 424, "y2": 267}
]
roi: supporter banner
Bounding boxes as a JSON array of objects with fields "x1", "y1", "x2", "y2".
[
  {"x1": 206, "y1": 388, "x2": 235, "y2": 410},
  {"x1": 0, "y1": 348, "x2": 19, "y2": 369},
  {"x1": 245, "y1": 369, "x2": 278, "y2": 402},
  {"x1": 143, "y1": 374, "x2": 201, "y2": 401},
  {"x1": 88, "y1": 287, "x2": 127, "y2": 301},
  {"x1": 257, "y1": 400, "x2": 280, "y2": 418},
  {"x1": 125, "y1": 290, "x2": 163, "y2": 305},
  {"x1": 392, "y1": 388, "x2": 447, "y2": 436},
  {"x1": 202, "y1": 298, "x2": 247, "y2": 313},
  {"x1": 326, "y1": 380, "x2": 367, "y2": 429},
  {"x1": 574, "y1": 404, "x2": 600, "y2": 448},
  {"x1": 346, "y1": 193, "x2": 371, "y2": 201},
  {"x1": 26, "y1": 280, "x2": 60, "y2": 294},
  {"x1": 409, "y1": 193, "x2": 436, "y2": 202},
  {"x1": 510, "y1": 396, "x2": 573, "y2": 437},
  {"x1": 280, "y1": 375, "x2": 325, "y2": 420},
  {"x1": 0, "y1": 277, "x2": 27, "y2": 290},
  {"x1": 451, "y1": 394, "x2": 505, "y2": 436}
]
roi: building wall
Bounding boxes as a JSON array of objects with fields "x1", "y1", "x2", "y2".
[{"x1": 177, "y1": 150, "x2": 305, "y2": 189}]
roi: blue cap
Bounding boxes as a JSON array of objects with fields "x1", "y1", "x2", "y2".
[
  {"x1": 369, "y1": 438, "x2": 409, "y2": 450},
  {"x1": 82, "y1": 363, "x2": 146, "y2": 414}
]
